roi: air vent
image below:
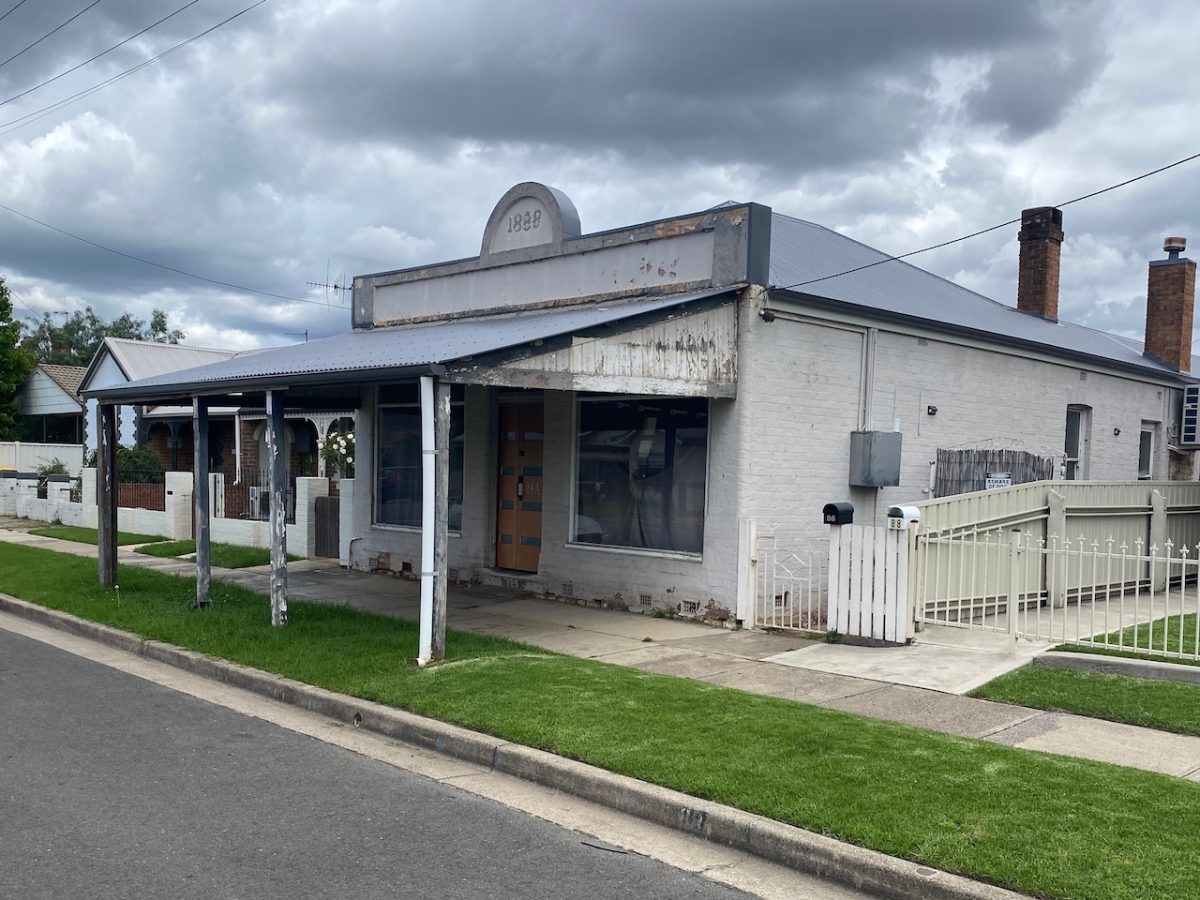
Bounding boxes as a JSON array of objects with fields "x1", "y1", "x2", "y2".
[
  {"x1": 1183, "y1": 385, "x2": 1200, "y2": 446},
  {"x1": 679, "y1": 599, "x2": 700, "y2": 616},
  {"x1": 638, "y1": 592, "x2": 652, "y2": 607},
  {"x1": 562, "y1": 581, "x2": 575, "y2": 598}
]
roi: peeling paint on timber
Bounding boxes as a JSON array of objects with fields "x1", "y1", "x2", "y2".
[
  {"x1": 370, "y1": 280, "x2": 716, "y2": 329},
  {"x1": 490, "y1": 302, "x2": 737, "y2": 388}
]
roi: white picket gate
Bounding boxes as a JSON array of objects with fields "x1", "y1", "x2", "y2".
[{"x1": 828, "y1": 523, "x2": 914, "y2": 644}]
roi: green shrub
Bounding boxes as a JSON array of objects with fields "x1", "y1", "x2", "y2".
[{"x1": 83, "y1": 446, "x2": 167, "y2": 482}]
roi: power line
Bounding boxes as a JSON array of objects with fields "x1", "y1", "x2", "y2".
[
  {"x1": 0, "y1": 0, "x2": 104, "y2": 73},
  {"x1": 774, "y1": 149, "x2": 1200, "y2": 293},
  {"x1": 0, "y1": 199, "x2": 343, "y2": 310},
  {"x1": 0, "y1": 1, "x2": 269, "y2": 137},
  {"x1": 0, "y1": 0, "x2": 202, "y2": 110},
  {"x1": 5, "y1": 285, "x2": 43, "y2": 321},
  {"x1": 0, "y1": 0, "x2": 31, "y2": 25}
]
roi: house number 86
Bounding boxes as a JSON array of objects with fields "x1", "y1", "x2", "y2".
[{"x1": 507, "y1": 210, "x2": 542, "y2": 233}]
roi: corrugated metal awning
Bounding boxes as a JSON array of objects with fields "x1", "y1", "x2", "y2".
[{"x1": 84, "y1": 287, "x2": 739, "y2": 404}]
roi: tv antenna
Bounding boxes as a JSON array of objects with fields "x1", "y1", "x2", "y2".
[{"x1": 307, "y1": 260, "x2": 350, "y2": 309}]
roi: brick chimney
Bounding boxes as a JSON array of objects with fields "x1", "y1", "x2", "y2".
[
  {"x1": 1017, "y1": 206, "x2": 1065, "y2": 321},
  {"x1": 1144, "y1": 236, "x2": 1197, "y2": 373}
]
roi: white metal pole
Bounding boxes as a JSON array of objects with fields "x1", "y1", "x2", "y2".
[{"x1": 417, "y1": 375, "x2": 436, "y2": 666}]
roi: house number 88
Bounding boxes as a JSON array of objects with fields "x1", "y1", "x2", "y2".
[{"x1": 507, "y1": 210, "x2": 542, "y2": 233}]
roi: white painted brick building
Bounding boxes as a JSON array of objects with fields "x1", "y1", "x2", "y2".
[{"x1": 88, "y1": 185, "x2": 1198, "y2": 628}]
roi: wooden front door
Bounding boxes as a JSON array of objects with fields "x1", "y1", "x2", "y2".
[{"x1": 496, "y1": 401, "x2": 544, "y2": 572}]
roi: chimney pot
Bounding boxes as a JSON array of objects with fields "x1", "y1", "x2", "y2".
[
  {"x1": 1016, "y1": 206, "x2": 1064, "y2": 321},
  {"x1": 1164, "y1": 236, "x2": 1186, "y2": 259}
]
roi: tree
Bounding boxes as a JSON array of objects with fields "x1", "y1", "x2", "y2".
[
  {"x1": 21, "y1": 305, "x2": 185, "y2": 366},
  {"x1": 0, "y1": 277, "x2": 35, "y2": 439}
]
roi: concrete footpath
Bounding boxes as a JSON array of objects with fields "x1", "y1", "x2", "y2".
[{"x1": 2, "y1": 522, "x2": 1199, "y2": 782}]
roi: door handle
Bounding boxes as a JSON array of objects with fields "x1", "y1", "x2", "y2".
[{"x1": 517, "y1": 476, "x2": 524, "y2": 499}]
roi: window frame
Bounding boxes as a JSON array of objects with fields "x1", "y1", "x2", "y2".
[
  {"x1": 1064, "y1": 404, "x2": 1091, "y2": 480},
  {"x1": 373, "y1": 387, "x2": 467, "y2": 531},
  {"x1": 1138, "y1": 421, "x2": 1158, "y2": 480},
  {"x1": 567, "y1": 393, "x2": 711, "y2": 558}
]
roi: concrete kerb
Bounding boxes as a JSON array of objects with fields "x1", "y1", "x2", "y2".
[
  {"x1": 0, "y1": 593, "x2": 1029, "y2": 900},
  {"x1": 1034, "y1": 650, "x2": 1200, "y2": 685}
]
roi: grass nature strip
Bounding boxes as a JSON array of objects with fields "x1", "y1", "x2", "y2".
[
  {"x1": 972, "y1": 665, "x2": 1200, "y2": 737},
  {"x1": 2, "y1": 541, "x2": 1197, "y2": 900},
  {"x1": 30, "y1": 525, "x2": 167, "y2": 546},
  {"x1": 1072, "y1": 614, "x2": 1200, "y2": 665},
  {"x1": 136, "y1": 539, "x2": 300, "y2": 569}
]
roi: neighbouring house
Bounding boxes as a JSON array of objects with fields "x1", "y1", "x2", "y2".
[
  {"x1": 5, "y1": 364, "x2": 87, "y2": 473},
  {"x1": 83, "y1": 183, "x2": 1199, "y2": 636},
  {"x1": 79, "y1": 338, "x2": 237, "y2": 453},
  {"x1": 79, "y1": 337, "x2": 355, "y2": 519},
  {"x1": 16, "y1": 363, "x2": 85, "y2": 445}
]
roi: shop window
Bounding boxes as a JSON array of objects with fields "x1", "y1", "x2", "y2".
[
  {"x1": 574, "y1": 397, "x2": 707, "y2": 554},
  {"x1": 376, "y1": 385, "x2": 465, "y2": 528}
]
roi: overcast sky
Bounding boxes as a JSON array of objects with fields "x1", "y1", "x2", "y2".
[{"x1": 1, "y1": 0, "x2": 1197, "y2": 352}]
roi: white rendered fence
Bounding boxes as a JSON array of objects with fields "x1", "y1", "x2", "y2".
[{"x1": 0, "y1": 441, "x2": 84, "y2": 474}]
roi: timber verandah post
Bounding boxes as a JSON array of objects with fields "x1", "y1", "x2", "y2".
[
  {"x1": 193, "y1": 397, "x2": 211, "y2": 609},
  {"x1": 432, "y1": 379, "x2": 451, "y2": 661},
  {"x1": 416, "y1": 375, "x2": 450, "y2": 665},
  {"x1": 266, "y1": 390, "x2": 289, "y2": 627},
  {"x1": 97, "y1": 403, "x2": 118, "y2": 587}
]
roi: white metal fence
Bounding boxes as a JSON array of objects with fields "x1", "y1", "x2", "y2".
[
  {"x1": 916, "y1": 528, "x2": 1200, "y2": 661},
  {"x1": 745, "y1": 525, "x2": 829, "y2": 633}
]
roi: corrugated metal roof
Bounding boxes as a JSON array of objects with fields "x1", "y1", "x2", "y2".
[
  {"x1": 104, "y1": 338, "x2": 238, "y2": 381},
  {"x1": 38, "y1": 364, "x2": 86, "y2": 399},
  {"x1": 768, "y1": 213, "x2": 1190, "y2": 379},
  {"x1": 79, "y1": 337, "x2": 241, "y2": 396},
  {"x1": 85, "y1": 288, "x2": 737, "y2": 402}
]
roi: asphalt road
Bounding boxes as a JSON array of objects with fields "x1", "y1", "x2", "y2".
[{"x1": 0, "y1": 629, "x2": 753, "y2": 900}]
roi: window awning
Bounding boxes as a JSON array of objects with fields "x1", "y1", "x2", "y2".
[{"x1": 83, "y1": 287, "x2": 740, "y2": 406}]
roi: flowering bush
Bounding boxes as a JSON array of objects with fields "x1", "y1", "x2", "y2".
[{"x1": 320, "y1": 429, "x2": 355, "y2": 477}]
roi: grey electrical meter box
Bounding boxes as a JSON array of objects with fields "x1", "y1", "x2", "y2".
[
  {"x1": 848, "y1": 431, "x2": 902, "y2": 487},
  {"x1": 822, "y1": 501, "x2": 854, "y2": 525}
]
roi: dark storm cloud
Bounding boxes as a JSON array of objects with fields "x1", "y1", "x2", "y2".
[
  {"x1": 961, "y1": 2, "x2": 1110, "y2": 137},
  {"x1": 1, "y1": 0, "x2": 1193, "y2": 355},
  {"x1": 0, "y1": 0, "x2": 247, "y2": 94},
  {"x1": 262, "y1": 0, "x2": 1089, "y2": 172}
]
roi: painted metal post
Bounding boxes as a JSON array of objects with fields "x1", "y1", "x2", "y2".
[
  {"x1": 1047, "y1": 489, "x2": 1067, "y2": 608},
  {"x1": 417, "y1": 376, "x2": 436, "y2": 665},
  {"x1": 1007, "y1": 529, "x2": 1021, "y2": 641},
  {"x1": 97, "y1": 403, "x2": 118, "y2": 587},
  {"x1": 1149, "y1": 489, "x2": 1167, "y2": 591},
  {"x1": 193, "y1": 397, "x2": 211, "y2": 608},
  {"x1": 735, "y1": 518, "x2": 757, "y2": 627},
  {"x1": 431, "y1": 380, "x2": 451, "y2": 661},
  {"x1": 266, "y1": 390, "x2": 288, "y2": 627}
]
